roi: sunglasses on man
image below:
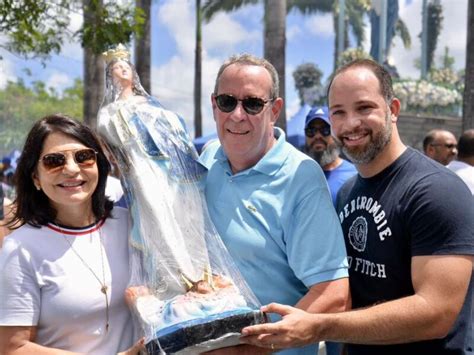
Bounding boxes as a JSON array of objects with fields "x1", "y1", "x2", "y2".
[
  {"x1": 430, "y1": 143, "x2": 457, "y2": 149},
  {"x1": 305, "y1": 126, "x2": 331, "y2": 138},
  {"x1": 39, "y1": 148, "x2": 98, "y2": 172},
  {"x1": 215, "y1": 94, "x2": 274, "y2": 115}
]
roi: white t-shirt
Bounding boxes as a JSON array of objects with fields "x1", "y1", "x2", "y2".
[
  {"x1": 447, "y1": 160, "x2": 474, "y2": 195},
  {"x1": 0, "y1": 207, "x2": 134, "y2": 354}
]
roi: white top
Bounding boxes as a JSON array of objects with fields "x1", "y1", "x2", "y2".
[
  {"x1": 447, "y1": 160, "x2": 474, "y2": 195},
  {"x1": 0, "y1": 207, "x2": 134, "y2": 354},
  {"x1": 105, "y1": 175, "x2": 125, "y2": 202}
]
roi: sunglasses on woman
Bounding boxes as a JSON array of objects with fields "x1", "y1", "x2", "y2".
[
  {"x1": 215, "y1": 94, "x2": 274, "y2": 115},
  {"x1": 305, "y1": 126, "x2": 331, "y2": 138},
  {"x1": 40, "y1": 148, "x2": 98, "y2": 172}
]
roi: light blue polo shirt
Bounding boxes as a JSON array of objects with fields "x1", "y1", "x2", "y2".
[{"x1": 200, "y1": 128, "x2": 348, "y2": 354}]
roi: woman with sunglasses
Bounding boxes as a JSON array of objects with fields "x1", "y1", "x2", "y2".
[{"x1": 0, "y1": 114, "x2": 143, "y2": 354}]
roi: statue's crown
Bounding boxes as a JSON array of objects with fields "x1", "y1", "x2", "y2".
[{"x1": 102, "y1": 44, "x2": 130, "y2": 64}]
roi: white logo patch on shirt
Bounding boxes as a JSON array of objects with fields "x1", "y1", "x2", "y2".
[{"x1": 348, "y1": 216, "x2": 367, "y2": 252}]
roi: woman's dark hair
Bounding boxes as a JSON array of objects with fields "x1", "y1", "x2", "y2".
[{"x1": 9, "y1": 114, "x2": 113, "y2": 228}]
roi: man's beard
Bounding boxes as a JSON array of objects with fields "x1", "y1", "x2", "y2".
[
  {"x1": 335, "y1": 112, "x2": 392, "y2": 164},
  {"x1": 306, "y1": 143, "x2": 340, "y2": 167}
]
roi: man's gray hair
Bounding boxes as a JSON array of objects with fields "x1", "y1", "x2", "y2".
[{"x1": 213, "y1": 53, "x2": 279, "y2": 99}]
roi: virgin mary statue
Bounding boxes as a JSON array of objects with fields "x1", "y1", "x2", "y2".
[{"x1": 97, "y1": 44, "x2": 264, "y2": 354}]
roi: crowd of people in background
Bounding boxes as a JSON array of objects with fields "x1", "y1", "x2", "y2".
[{"x1": 0, "y1": 53, "x2": 472, "y2": 355}]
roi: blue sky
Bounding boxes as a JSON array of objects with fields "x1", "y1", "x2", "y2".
[{"x1": 0, "y1": 0, "x2": 468, "y2": 137}]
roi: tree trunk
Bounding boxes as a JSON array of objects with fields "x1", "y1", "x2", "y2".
[
  {"x1": 194, "y1": 0, "x2": 202, "y2": 138},
  {"x1": 463, "y1": 0, "x2": 474, "y2": 130},
  {"x1": 333, "y1": 12, "x2": 339, "y2": 69},
  {"x1": 82, "y1": 0, "x2": 104, "y2": 128},
  {"x1": 264, "y1": 0, "x2": 286, "y2": 132},
  {"x1": 135, "y1": 0, "x2": 151, "y2": 94}
]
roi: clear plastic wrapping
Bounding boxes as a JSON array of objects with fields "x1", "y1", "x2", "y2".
[{"x1": 97, "y1": 46, "x2": 265, "y2": 354}]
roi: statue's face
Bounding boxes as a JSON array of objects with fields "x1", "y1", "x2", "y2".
[{"x1": 111, "y1": 60, "x2": 133, "y2": 86}]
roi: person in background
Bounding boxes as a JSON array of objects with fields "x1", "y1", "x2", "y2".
[
  {"x1": 422, "y1": 129, "x2": 458, "y2": 165},
  {"x1": 201, "y1": 53, "x2": 349, "y2": 354},
  {"x1": 304, "y1": 106, "x2": 357, "y2": 205},
  {"x1": 1, "y1": 157, "x2": 15, "y2": 187},
  {"x1": 0, "y1": 114, "x2": 143, "y2": 354},
  {"x1": 447, "y1": 129, "x2": 474, "y2": 196},
  {"x1": 241, "y1": 58, "x2": 473, "y2": 355},
  {"x1": 304, "y1": 106, "x2": 356, "y2": 355}
]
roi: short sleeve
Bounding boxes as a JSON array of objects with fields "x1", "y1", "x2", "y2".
[
  {"x1": 286, "y1": 165, "x2": 349, "y2": 287},
  {"x1": 405, "y1": 171, "x2": 474, "y2": 256},
  {"x1": 0, "y1": 237, "x2": 41, "y2": 325}
]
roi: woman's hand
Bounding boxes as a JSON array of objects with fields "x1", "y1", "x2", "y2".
[{"x1": 118, "y1": 338, "x2": 145, "y2": 355}]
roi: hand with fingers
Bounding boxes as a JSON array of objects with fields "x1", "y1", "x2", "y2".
[
  {"x1": 118, "y1": 337, "x2": 146, "y2": 355},
  {"x1": 240, "y1": 303, "x2": 322, "y2": 350},
  {"x1": 202, "y1": 344, "x2": 272, "y2": 354}
]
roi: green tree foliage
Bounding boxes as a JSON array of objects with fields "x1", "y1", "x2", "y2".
[
  {"x1": 79, "y1": 0, "x2": 145, "y2": 55},
  {"x1": 292, "y1": 63, "x2": 323, "y2": 106},
  {"x1": 0, "y1": 0, "x2": 69, "y2": 61},
  {"x1": 0, "y1": 0, "x2": 144, "y2": 60},
  {"x1": 0, "y1": 79, "x2": 83, "y2": 155}
]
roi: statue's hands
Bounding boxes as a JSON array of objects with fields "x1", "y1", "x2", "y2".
[{"x1": 117, "y1": 337, "x2": 145, "y2": 355}]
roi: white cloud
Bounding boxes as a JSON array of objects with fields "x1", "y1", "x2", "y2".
[
  {"x1": 305, "y1": 13, "x2": 334, "y2": 38},
  {"x1": 287, "y1": 25, "x2": 302, "y2": 41},
  {"x1": 152, "y1": 1, "x2": 263, "y2": 137},
  {"x1": 60, "y1": 12, "x2": 84, "y2": 62},
  {"x1": 0, "y1": 57, "x2": 16, "y2": 89},
  {"x1": 46, "y1": 71, "x2": 73, "y2": 93},
  {"x1": 286, "y1": 97, "x2": 301, "y2": 120},
  {"x1": 204, "y1": 13, "x2": 260, "y2": 50},
  {"x1": 158, "y1": 1, "x2": 195, "y2": 55},
  {"x1": 436, "y1": 0, "x2": 467, "y2": 70}
]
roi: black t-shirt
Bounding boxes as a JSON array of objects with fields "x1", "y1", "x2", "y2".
[{"x1": 336, "y1": 148, "x2": 474, "y2": 355}]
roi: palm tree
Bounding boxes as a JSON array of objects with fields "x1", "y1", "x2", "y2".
[
  {"x1": 463, "y1": 0, "x2": 474, "y2": 130},
  {"x1": 264, "y1": 0, "x2": 287, "y2": 130},
  {"x1": 202, "y1": 1, "x2": 373, "y2": 130},
  {"x1": 333, "y1": 0, "x2": 368, "y2": 68},
  {"x1": 195, "y1": 0, "x2": 203, "y2": 138},
  {"x1": 203, "y1": 0, "x2": 336, "y2": 132},
  {"x1": 135, "y1": 0, "x2": 151, "y2": 94},
  {"x1": 83, "y1": 0, "x2": 105, "y2": 128},
  {"x1": 426, "y1": 0, "x2": 443, "y2": 72}
]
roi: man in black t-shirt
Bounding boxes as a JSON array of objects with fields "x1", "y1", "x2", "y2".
[{"x1": 241, "y1": 59, "x2": 473, "y2": 355}]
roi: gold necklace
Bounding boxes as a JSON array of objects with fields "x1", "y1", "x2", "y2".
[{"x1": 58, "y1": 222, "x2": 109, "y2": 333}]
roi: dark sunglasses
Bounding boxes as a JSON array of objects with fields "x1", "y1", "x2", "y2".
[
  {"x1": 430, "y1": 143, "x2": 457, "y2": 149},
  {"x1": 215, "y1": 94, "x2": 274, "y2": 115},
  {"x1": 40, "y1": 148, "x2": 98, "y2": 172},
  {"x1": 305, "y1": 126, "x2": 331, "y2": 138}
]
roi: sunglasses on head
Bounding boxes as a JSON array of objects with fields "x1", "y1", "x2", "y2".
[
  {"x1": 40, "y1": 148, "x2": 98, "y2": 172},
  {"x1": 215, "y1": 94, "x2": 274, "y2": 115},
  {"x1": 305, "y1": 126, "x2": 331, "y2": 138}
]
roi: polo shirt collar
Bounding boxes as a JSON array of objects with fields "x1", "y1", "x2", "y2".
[{"x1": 215, "y1": 127, "x2": 291, "y2": 176}]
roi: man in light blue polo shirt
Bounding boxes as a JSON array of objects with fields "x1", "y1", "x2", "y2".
[{"x1": 200, "y1": 53, "x2": 349, "y2": 355}]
